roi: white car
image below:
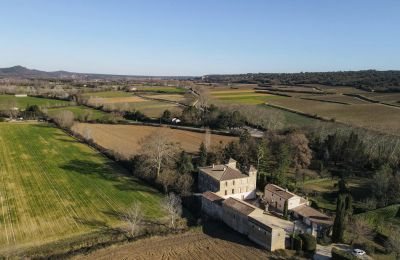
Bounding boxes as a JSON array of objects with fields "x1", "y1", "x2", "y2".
[{"x1": 352, "y1": 248, "x2": 366, "y2": 256}]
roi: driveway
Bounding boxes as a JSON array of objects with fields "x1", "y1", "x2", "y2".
[
  {"x1": 314, "y1": 244, "x2": 332, "y2": 260},
  {"x1": 314, "y1": 244, "x2": 373, "y2": 260}
]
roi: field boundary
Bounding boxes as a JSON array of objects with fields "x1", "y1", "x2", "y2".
[{"x1": 298, "y1": 97, "x2": 350, "y2": 105}]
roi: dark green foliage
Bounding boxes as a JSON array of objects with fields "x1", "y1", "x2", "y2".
[
  {"x1": 283, "y1": 200, "x2": 289, "y2": 220},
  {"x1": 299, "y1": 233, "x2": 316, "y2": 252},
  {"x1": 161, "y1": 109, "x2": 172, "y2": 123},
  {"x1": 331, "y1": 248, "x2": 357, "y2": 260},
  {"x1": 272, "y1": 143, "x2": 290, "y2": 186},
  {"x1": 204, "y1": 70, "x2": 400, "y2": 92},
  {"x1": 123, "y1": 110, "x2": 149, "y2": 121},
  {"x1": 256, "y1": 140, "x2": 274, "y2": 186},
  {"x1": 332, "y1": 179, "x2": 353, "y2": 243},
  {"x1": 180, "y1": 105, "x2": 246, "y2": 129},
  {"x1": 198, "y1": 142, "x2": 207, "y2": 167},
  {"x1": 292, "y1": 235, "x2": 303, "y2": 251},
  {"x1": 176, "y1": 151, "x2": 194, "y2": 175}
]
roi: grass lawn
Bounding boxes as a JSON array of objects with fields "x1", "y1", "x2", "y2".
[
  {"x1": 46, "y1": 106, "x2": 109, "y2": 121},
  {"x1": 355, "y1": 204, "x2": 400, "y2": 236},
  {"x1": 0, "y1": 95, "x2": 71, "y2": 109},
  {"x1": 301, "y1": 177, "x2": 372, "y2": 212},
  {"x1": 0, "y1": 123, "x2": 164, "y2": 256}
]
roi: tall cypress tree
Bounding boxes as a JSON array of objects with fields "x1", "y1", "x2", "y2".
[
  {"x1": 198, "y1": 142, "x2": 207, "y2": 167},
  {"x1": 332, "y1": 178, "x2": 352, "y2": 242},
  {"x1": 257, "y1": 141, "x2": 274, "y2": 185},
  {"x1": 273, "y1": 143, "x2": 290, "y2": 186},
  {"x1": 283, "y1": 200, "x2": 289, "y2": 220}
]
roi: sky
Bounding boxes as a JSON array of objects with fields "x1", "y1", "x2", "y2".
[{"x1": 1, "y1": 0, "x2": 399, "y2": 76}]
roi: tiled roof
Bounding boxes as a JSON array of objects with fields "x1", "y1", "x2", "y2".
[
  {"x1": 223, "y1": 197, "x2": 256, "y2": 216},
  {"x1": 199, "y1": 164, "x2": 247, "y2": 181},
  {"x1": 265, "y1": 184, "x2": 297, "y2": 200},
  {"x1": 203, "y1": 191, "x2": 224, "y2": 202},
  {"x1": 292, "y1": 205, "x2": 333, "y2": 225}
]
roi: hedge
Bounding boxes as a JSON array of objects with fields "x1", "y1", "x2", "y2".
[
  {"x1": 299, "y1": 233, "x2": 317, "y2": 252},
  {"x1": 331, "y1": 248, "x2": 357, "y2": 260}
]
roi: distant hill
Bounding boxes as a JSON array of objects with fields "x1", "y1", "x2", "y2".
[
  {"x1": 0, "y1": 65, "x2": 78, "y2": 78},
  {"x1": 0, "y1": 65, "x2": 196, "y2": 80},
  {"x1": 204, "y1": 70, "x2": 400, "y2": 92}
]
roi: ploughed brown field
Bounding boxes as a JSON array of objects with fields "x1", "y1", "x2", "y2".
[
  {"x1": 77, "y1": 228, "x2": 274, "y2": 260},
  {"x1": 72, "y1": 123, "x2": 236, "y2": 157}
]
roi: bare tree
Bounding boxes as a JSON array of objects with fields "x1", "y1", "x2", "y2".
[
  {"x1": 140, "y1": 129, "x2": 178, "y2": 179},
  {"x1": 82, "y1": 126, "x2": 92, "y2": 142},
  {"x1": 348, "y1": 217, "x2": 372, "y2": 245},
  {"x1": 176, "y1": 173, "x2": 194, "y2": 196},
  {"x1": 161, "y1": 193, "x2": 182, "y2": 230},
  {"x1": 286, "y1": 132, "x2": 312, "y2": 170},
  {"x1": 157, "y1": 169, "x2": 177, "y2": 193},
  {"x1": 123, "y1": 202, "x2": 143, "y2": 237},
  {"x1": 53, "y1": 110, "x2": 75, "y2": 129}
]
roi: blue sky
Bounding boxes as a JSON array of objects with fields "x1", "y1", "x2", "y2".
[{"x1": 1, "y1": 0, "x2": 399, "y2": 76}]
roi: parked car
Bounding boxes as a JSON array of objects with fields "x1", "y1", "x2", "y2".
[{"x1": 352, "y1": 248, "x2": 366, "y2": 256}]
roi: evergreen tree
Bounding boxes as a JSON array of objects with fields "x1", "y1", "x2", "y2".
[
  {"x1": 176, "y1": 151, "x2": 194, "y2": 175},
  {"x1": 257, "y1": 141, "x2": 274, "y2": 185},
  {"x1": 161, "y1": 109, "x2": 172, "y2": 123},
  {"x1": 332, "y1": 179, "x2": 353, "y2": 242},
  {"x1": 283, "y1": 200, "x2": 289, "y2": 220},
  {"x1": 273, "y1": 143, "x2": 290, "y2": 186},
  {"x1": 198, "y1": 142, "x2": 207, "y2": 167}
]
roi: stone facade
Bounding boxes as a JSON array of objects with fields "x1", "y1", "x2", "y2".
[
  {"x1": 202, "y1": 192, "x2": 291, "y2": 252},
  {"x1": 198, "y1": 159, "x2": 257, "y2": 200}
]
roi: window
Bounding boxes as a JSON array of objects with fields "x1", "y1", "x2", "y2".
[
  {"x1": 225, "y1": 181, "x2": 228, "y2": 187},
  {"x1": 225, "y1": 190, "x2": 227, "y2": 195},
  {"x1": 233, "y1": 180, "x2": 235, "y2": 185},
  {"x1": 232, "y1": 189, "x2": 234, "y2": 194}
]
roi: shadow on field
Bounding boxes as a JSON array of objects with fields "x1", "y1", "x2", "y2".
[
  {"x1": 75, "y1": 217, "x2": 127, "y2": 237},
  {"x1": 60, "y1": 159, "x2": 160, "y2": 194},
  {"x1": 202, "y1": 221, "x2": 260, "y2": 248}
]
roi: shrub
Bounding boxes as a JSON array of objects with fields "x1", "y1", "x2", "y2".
[
  {"x1": 331, "y1": 248, "x2": 357, "y2": 260},
  {"x1": 299, "y1": 233, "x2": 316, "y2": 252},
  {"x1": 292, "y1": 234, "x2": 303, "y2": 251}
]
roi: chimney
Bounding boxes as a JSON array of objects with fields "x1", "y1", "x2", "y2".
[
  {"x1": 285, "y1": 188, "x2": 288, "y2": 192},
  {"x1": 212, "y1": 164, "x2": 215, "y2": 168}
]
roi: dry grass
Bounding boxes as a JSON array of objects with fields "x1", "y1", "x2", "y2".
[
  {"x1": 72, "y1": 123, "x2": 237, "y2": 157},
  {"x1": 95, "y1": 96, "x2": 148, "y2": 104},
  {"x1": 266, "y1": 96, "x2": 400, "y2": 135}
]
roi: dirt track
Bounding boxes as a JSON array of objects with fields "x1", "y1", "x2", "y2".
[{"x1": 76, "y1": 228, "x2": 273, "y2": 260}]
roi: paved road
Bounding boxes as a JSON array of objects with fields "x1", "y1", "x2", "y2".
[{"x1": 314, "y1": 244, "x2": 373, "y2": 260}]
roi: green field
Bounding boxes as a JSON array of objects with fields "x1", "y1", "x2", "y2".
[
  {"x1": 262, "y1": 105, "x2": 318, "y2": 128},
  {"x1": 47, "y1": 106, "x2": 109, "y2": 121},
  {"x1": 0, "y1": 95, "x2": 71, "y2": 109},
  {"x1": 355, "y1": 204, "x2": 400, "y2": 236},
  {"x1": 211, "y1": 91, "x2": 279, "y2": 105},
  {"x1": 137, "y1": 86, "x2": 186, "y2": 93},
  {"x1": 0, "y1": 123, "x2": 163, "y2": 255}
]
